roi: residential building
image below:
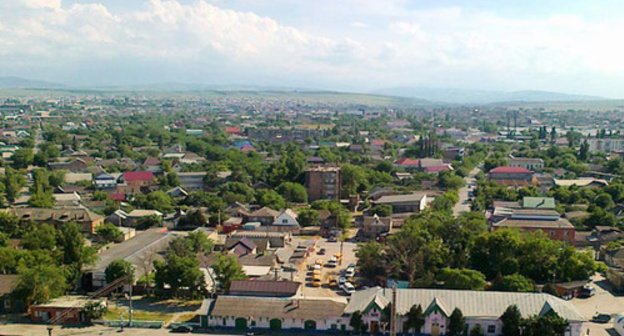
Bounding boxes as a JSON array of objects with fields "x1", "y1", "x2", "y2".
[
  {"x1": 202, "y1": 296, "x2": 347, "y2": 331},
  {"x1": 118, "y1": 171, "x2": 154, "y2": 194},
  {"x1": 178, "y1": 171, "x2": 206, "y2": 190},
  {"x1": 588, "y1": 138, "x2": 624, "y2": 153},
  {"x1": 93, "y1": 172, "x2": 117, "y2": 189},
  {"x1": 361, "y1": 215, "x2": 393, "y2": 239},
  {"x1": 492, "y1": 209, "x2": 575, "y2": 244},
  {"x1": 488, "y1": 166, "x2": 536, "y2": 188},
  {"x1": 373, "y1": 192, "x2": 428, "y2": 213},
  {"x1": 30, "y1": 296, "x2": 106, "y2": 325},
  {"x1": 305, "y1": 166, "x2": 340, "y2": 201},
  {"x1": 522, "y1": 196, "x2": 556, "y2": 209},
  {"x1": 343, "y1": 287, "x2": 585, "y2": 336},
  {"x1": 509, "y1": 156, "x2": 544, "y2": 170},
  {"x1": 246, "y1": 207, "x2": 279, "y2": 226},
  {"x1": 0, "y1": 275, "x2": 20, "y2": 313},
  {"x1": 6, "y1": 207, "x2": 103, "y2": 235},
  {"x1": 273, "y1": 209, "x2": 299, "y2": 227}
]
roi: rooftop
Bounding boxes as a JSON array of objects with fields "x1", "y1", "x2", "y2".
[
  {"x1": 208, "y1": 296, "x2": 346, "y2": 320},
  {"x1": 489, "y1": 166, "x2": 533, "y2": 174}
]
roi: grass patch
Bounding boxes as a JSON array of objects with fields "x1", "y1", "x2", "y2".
[{"x1": 103, "y1": 306, "x2": 173, "y2": 322}]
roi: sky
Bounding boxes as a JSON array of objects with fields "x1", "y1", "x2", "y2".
[{"x1": 2, "y1": 0, "x2": 624, "y2": 97}]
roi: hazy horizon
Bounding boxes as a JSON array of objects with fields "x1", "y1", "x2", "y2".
[{"x1": 2, "y1": 0, "x2": 624, "y2": 98}]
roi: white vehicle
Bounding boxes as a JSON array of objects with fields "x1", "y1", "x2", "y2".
[
  {"x1": 338, "y1": 276, "x2": 346, "y2": 285},
  {"x1": 344, "y1": 268, "x2": 355, "y2": 278},
  {"x1": 342, "y1": 282, "x2": 356, "y2": 295},
  {"x1": 313, "y1": 264, "x2": 322, "y2": 271},
  {"x1": 327, "y1": 256, "x2": 338, "y2": 267}
]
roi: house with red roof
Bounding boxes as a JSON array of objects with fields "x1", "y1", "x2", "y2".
[
  {"x1": 225, "y1": 127, "x2": 242, "y2": 136},
  {"x1": 143, "y1": 157, "x2": 162, "y2": 174},
  {"x1": 119, "y1": 171, "x2": 155, "y2": 194},
  {"x1": 394, "y1": 158, "x2": 420, "y2": 169},
  {"x1": 488, "y1": 166, "x2": 536, "y2": 188}
]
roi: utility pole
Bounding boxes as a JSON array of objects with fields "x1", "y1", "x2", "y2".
[{"x1": 389, "y1": 286, "x2": 397, "y2": 336}]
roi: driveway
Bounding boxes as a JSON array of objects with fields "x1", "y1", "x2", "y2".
[
  {"x1": 570, "y1": 273, "x2": 624, "y2": 336},
  {"x1": 453, "y1": 166, "x2": 481, "y2": 216}
]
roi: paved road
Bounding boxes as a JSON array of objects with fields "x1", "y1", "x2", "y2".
[
  {"x1": 453, "y1": 166, "x2": 481, "y2": 216},
  {"x1": 570, "y1": 273, "x2": 624, "y2": 336},
  {"x1": 0, "y1": 324, "x2": 244, "y2": 336}
]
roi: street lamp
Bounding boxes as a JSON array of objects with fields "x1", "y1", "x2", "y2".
[{"x1": 46, "y1": 326, "x2": 53, "y2": 336}]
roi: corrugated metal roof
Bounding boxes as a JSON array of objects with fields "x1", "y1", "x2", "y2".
[
  {"x1": 230, "y1": 280, "x2": 300, "y2": 296},
  {"x1": 345, "y1": 287, "x2": 584, "y2": 321},
  {"x1": 209, "y1": 296, "x2": 346, "y2": 320}
]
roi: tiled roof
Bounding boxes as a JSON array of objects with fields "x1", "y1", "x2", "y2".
[
  {"x1": 395, "y1": 158, "x2": 420, "y2": 166},
  {"x1": 489, "y1": 166, "x2": 533, "y2": 174},
  {"x1": 123, "y1": 171, "x2": 154, "y2": 182},
  {"x1": 208, "y1": 296, "x2": 346, "y2": 320}
]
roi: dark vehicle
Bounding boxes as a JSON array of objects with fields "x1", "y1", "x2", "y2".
[
  {"x1": 591, "y1": 314, "x2": 611, "y2": 323},
  {"x1": 328, "y1": 236, "x2": 337, "y2": 242},
  {"x1": 171, "y1": 325, "x2": 193, "y2": 333},
  {"x1": 318, "y1": 248, "x2": 326, "y2": 255}
]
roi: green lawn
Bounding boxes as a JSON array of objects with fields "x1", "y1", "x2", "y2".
[{"x1": 103, "y1": 306, "x2": 173, "y2": 322}]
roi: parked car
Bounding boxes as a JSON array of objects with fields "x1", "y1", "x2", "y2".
[
  {"x1": 344, "y1": 267, "x2": 355, "y2": 278},
  {"x1": 328, "y1": 278, "x2": 339, "y2": 288},
  {"x1": 591, "y1": 314, "x2": 611, "y2": 323},
  {"x1": 339, "y1": 276, "x2": 346, "y2": 285},
  {"x1": 347, "y1": 262, "x2": 357, "y2": 268},
  {"x1": 341, "y1": 282, "x2": 356, "y2": 295},
  {"x1": 317, "y1": 248, "x2": 326, "y2": 255},
  {"x1": 580, "y1": 285, "x2": 596, "y2": 298},
  {"x1": 328, "y1": 236, "x2": 337, "y2": 242},
  {"x1": 171, "y1": 325, "x2": 193, "y2": 333}
]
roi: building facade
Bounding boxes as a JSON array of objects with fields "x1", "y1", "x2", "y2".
[{"x1": 305, "y1": 166, "x2": 341, "y2": 201}]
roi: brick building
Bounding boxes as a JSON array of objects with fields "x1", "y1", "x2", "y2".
[{"x1": 305, "y1": 166, "x2": 341, "y2": 201}]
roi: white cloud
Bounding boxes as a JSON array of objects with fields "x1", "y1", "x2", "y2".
[{"x1": 2, "y1": 0, "x2": 624, "y2": 95}]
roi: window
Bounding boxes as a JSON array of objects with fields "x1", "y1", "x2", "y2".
[
  {"x1": 550, "y1": 230, "x2": 555, "y2": 236},
  {"x1": 488, "y1": 325, "x2": 496, "y2": 333},
  {"x1": 222, "y1": 318, "x2": 226, "y2": 326},
  {"x1": 251, "y1": 321, "x2": 256, "y2": 326}
]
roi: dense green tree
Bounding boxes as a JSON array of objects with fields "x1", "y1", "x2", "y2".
[
  {"x1": 491, "y1": 274, "x2": 535, "y2": 292},
  {"x1": 341, "y1": 164, "x2": 368, "y2": 196},
  {"x1": 21, "y1": 224, "x2": 57, "y2": 251},
  {"x1": 386, "y1": 222, "x2": 446, "y2": 286},
  {"x1": 501, "y1": 305, "x2": 522, "y2": 336},
  {"x1": 105, "y1": 259, "x2": 135, "y2": 283},
  {"x1": 132, "y1": 191, "x2": 175, "y2": 213},
  {"x1": 12, "y1": 147, "x2": 34, "y2": 169},
  {"x1": 355, "y1": 241, "x2": 385, "y2": 282},
  {"x1": 447, "y1": 308, "x2": 466, "y2": 336},
  {"x1": 14, "y1": 264, "x2": 67, "y2": 307},
  {"x1": 185, "y1": 231, "x2": 213, "y2": 254},
  {"x1": 349, "y1": 310, "x2": 367, "y2": 334},
  {"x1": 370, "y1": 204, "x2": 393, "y2": 217},
  {"x1": 276, "y1": 182, "x2": 308, "y2": 203},
  {"x1": 255, "y1": 189, "x2": 286, "y2": 209},
  {"x1": 154, "y1": 254, "x2": 205, "y2": 298},
  {"x1": 0, "y1": 212, "x2": 21, "y2": 238},
  {"x1": 469, "y1": 324, "x2": 484, "y2": 336},
  {"x1": 439, "y1": 171, "x2": 465, "y2": 190},
  {"x1": 297, "y1": 208, "x2": 320, "y2": 227},
  {"x1": 521, "y1": 312, "x2": 568, "y2": 336},
  {"x1": 212, "y1": 253, "x2": 246, "y2": 293},
  {"x1": 28, "y1": 169, "x2": 55, "y2": 208},
  {"x1": 57, "y1": 222, "x2": 97, "y2": 288},
  {"x1": 96, "y1": 223, "x2": 124, "y2": 243},
  {"x1": 3, "y1": 167, "x2": 25, "y2": 204},
  {"x1": 404, "y1": 304, "x2": 425, "y2": 334},
  {"x1": 177, "y1": 210, "x2": 208, "y2": 227},
  {"x1": 438, "y1": 268, "x2": 486, "y2": 290}
]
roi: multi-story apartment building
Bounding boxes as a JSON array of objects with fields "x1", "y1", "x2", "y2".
[{"x1": 305, "y1": 166, "x2": 341, "y2": 201}]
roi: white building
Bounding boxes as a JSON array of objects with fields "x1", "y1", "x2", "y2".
[
  {"x1": 273, "y1": 209, "x2": 299, "y2": 227},
  {"x1": 509, "y1": 156, "x2": 544, "y2": 170},
  {"x1": 202, "y1": 296, "x2": 347, "y2": 331},
  {"x1": 588, "y1": 138, "x2": 624, "y2": 153},
  {"x1": 344, "y1": 287, "x2": 585, "y2": 336}
]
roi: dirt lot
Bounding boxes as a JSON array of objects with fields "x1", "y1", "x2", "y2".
[
  {"x1": 288, "y1": 237, "x2": 358, "y2": 300},
  {"x1": 570, "y1": 273, "x2": 624, "y2": 336}
]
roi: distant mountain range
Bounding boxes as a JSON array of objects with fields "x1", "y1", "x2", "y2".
[
  {"x1": 0, "y1": 76, "x2": 608, "y2": 104},
  {"x1": 371, "y1": 87, "x2": 605, "y2": 104},
  {"x1": 0, "y1": 76, "x2": 65, "y2": 89}
]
